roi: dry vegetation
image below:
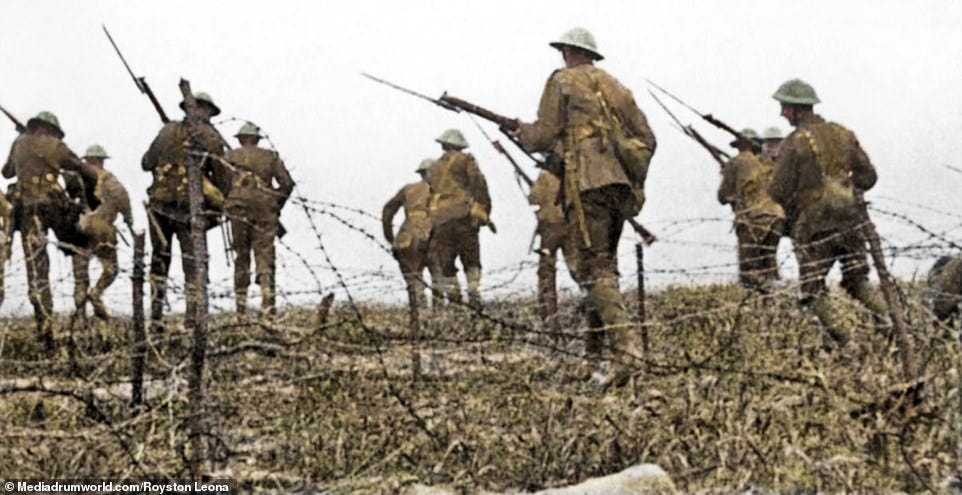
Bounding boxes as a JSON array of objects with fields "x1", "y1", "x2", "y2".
[{"x1": 0, "y1": 283, "x2": 960, "y2": 493}]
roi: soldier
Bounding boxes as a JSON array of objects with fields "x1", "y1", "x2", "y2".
[
  {"x1": 510, "y1": 28, "x2": 657, "y2": 387},
  {"x1": 927, "y1": 255, "x2": 962, "y2": 322},
  {"x1": 760, "y1": 126, "x2": 783, "y2": 161},
  {"x1": 529, "y1": 169, "x2": 572, "y2": 334},
  {"x1": 142, "y1": 92, "x2": 230, "y2": 332},
  {"x1": 767, "y1": 78, "x2": 887, "y2": 343},
  {"x1": 0, "y1": 189, "x2": 11, "y2": 310},
  {"x1": 2, "y1": 111, "x2": 97, "y2": 349},
  {"x1": 224, "y1": 122, "x2": 294, "y2": 319},
  {"x1": 425, "y1": 129, "x2": 493, "y2": 308},
  {"x1": 69, "y1": 145, "x2": 133, "y2": 321},
  {"x1": 382, "y1": 158, "x2": 441, "y2": 323},
  {"x1": 717, "y1": 128, "x2": 785, "y2": 291}
]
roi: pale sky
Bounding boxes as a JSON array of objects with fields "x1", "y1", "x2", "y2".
[{"x1": 1, "y1": 0, "x2": 960, "y2": 314}]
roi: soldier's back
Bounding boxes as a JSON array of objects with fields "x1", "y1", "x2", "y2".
[{"x1": 6, "y1": 134, "x2": 73, "y2": 205}]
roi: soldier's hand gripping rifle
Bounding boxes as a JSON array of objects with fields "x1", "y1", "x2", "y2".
[
  {"x1": 0, "y1": 105, "x2": 26, "y2": 134},
  {"x1": 103, "y1": 25, "x2": 170, "y2": 124}
]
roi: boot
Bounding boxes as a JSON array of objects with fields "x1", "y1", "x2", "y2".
[
  {"x1": 588, "y1": 280, "x2": 638, "y2": 389},
  {"x1": 811, "y1": 296, "x2": 849, "y2": 346},
  {"x1": 235, "y1": 288, "x2": 248, "y2": 314},
  {"x1": 259, "y1": 275, "x2": 276, "y2": 320},
  {"x1": 851, "y1": 283, "x2": 892, "y2": 334},
  {"x1": 37, "y1": 317, "x2": 55, "y2": 353},
  {"x1": 89, "y1": 290, "x2": 110, "y2": 320},
  {"x1": 443, "y1": 276, "x2": 462, "y2": 304},
  {"x1": 149, "y1": 275, "x2": 166, "y2": 333}
]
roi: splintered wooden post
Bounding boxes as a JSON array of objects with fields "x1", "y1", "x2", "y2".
[
  {"x1": 130, "y1": 230, "x2": 146, "y2": 408},
  {"x1": 316, "y1": 292, "x2": 334, "y2": 330},
  {"x1": 636, "y1": 242, "x2": 649, "y2": 354},
  {"x1": 857, "y1": 191, "x2": 917, "y2": 382},
  {"x1": 408, "y1": 281, "x2": 421, "y2": 386},
  {"x1": 179, "y1": 78, "x2": 210, "y2": 477}
]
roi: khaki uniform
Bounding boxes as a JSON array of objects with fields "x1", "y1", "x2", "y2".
[
  {"x1": 529, "y1": 170, "x2": 573, "y2": 331},
  {"x1": 142, "y1": 120, "x2": 228, "y2": 331},
  {"x1": 383, "y1": 180, "x2": 441, "y2": 315},
  {"x1": 0, "y1": 191, "x2": 12, "y2": 309},
  {"x1": 3, "y1": 134, "x2": 95, "y2": 346},
  {"x1": 224, "y1": 145, "x2": 293, "y2": 316},
  {"x1": 928, "y1": 255, "x2": 962, "y2": 321},
  {"x1": 718, "y1": 150, "x2": 785, "y2": 290},
  {"x1": 425, "y1": 149, "x2": 491, "y2": 306},
  {"x1": 70, "y1": 169, "x2": 133, "y2": 319},
  {"x1": 767, "y1": 113, "x2": 885, "y2": 332},
  {"x1": 519, "y1": 64, "x2": 656, "y2": 364}
]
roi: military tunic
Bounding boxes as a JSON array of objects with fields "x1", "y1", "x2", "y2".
[
  {"x1": 142, "y1": 119, "x2": 228, "y2": 330},
  {"x1": 383, "y1": 180, "x2": 440, "y2": 311},
  {"x1": 518, "y1": 63, "x2": 656, "y2": 362},
  {"x1": 3, "y1": 133, "x2": 95, "y2": 343},
  {"x1": 718, "y1": 150, "x2": 785, "y2": 289},
  {"x1": 72, "y1": 169, "x2": 133, "y2": 319},
  {"x1": 424, "y1": 149, "x2": 491, "y2": 305},
  {"x1": 224, "y1": 145, "x2": 294, "y2": 316},
  {"x1": 768, "y1": 113, "x2": 878, "y2": 301}
]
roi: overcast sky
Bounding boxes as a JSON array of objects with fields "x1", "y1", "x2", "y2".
[{"x1": 1, "y1": 0, "x2": 960, "y2": 314}]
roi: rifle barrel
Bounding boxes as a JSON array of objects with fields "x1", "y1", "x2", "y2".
[{"x1": 0, "y1": 104, "x2": 26, "y2": 133}]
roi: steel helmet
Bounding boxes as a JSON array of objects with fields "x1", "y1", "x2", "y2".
[
  {"x1": 772, "y1": 79, "x2": 820, "y2": 105},
  {"x1": 730, "y1": 128, "x2": 761, "y2": 147},
  {"x1": 27, "y1": 111, "x2": 64, "y2": 138},
  {"x1": 83, "y1": 144, "x2": 110, "y2": 159},
  {"x1": 235, "y1": 121, "x2": 262, "y2": 138},
  {"x1": 179, "y1": 91, "x2": 222, "y2": 116},
  {"x1": 416, "y1": 158, "x2": 435, "y2": 173},
  {"x1": 435, "y1": 128, "x2": 469, "y2": 149},
  {"x1": 549, "y1": 28, "x2": 603, "y2": 61},
  {"x1": 762, "y1": 126, "x2": 783, "y2": 140}
]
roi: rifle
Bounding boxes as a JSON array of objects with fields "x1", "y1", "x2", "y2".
[
  {"x1": 647, "y1": 89, "x2": 729, "y2": 168},
  {"x1": 0, "y1": 104, "x2": 26, "y2": 133},
  {"x1": 647, "y1": 78, "x2": 744, "y2": 141},
  {"x1": 103, "y1": 25, "x2": 170, "y2": 124},
  {"x1": 464, "y1": 113, "x2": 533, "y2": 187}
]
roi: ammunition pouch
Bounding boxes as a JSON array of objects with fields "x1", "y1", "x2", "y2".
[{"x1": 149, "y1": 163, "x2": 225, "y2": 210}]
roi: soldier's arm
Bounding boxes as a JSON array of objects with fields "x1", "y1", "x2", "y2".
[
  {"x1": 142, "y1": 123, "x2": 177, "y2": 171},
  {"x1": 2, "y1": 140, "x2": 17, "y2": 178},
  {"x1": 717, "y1": 160, "x2": 736, "y2": 205},
  {"x1": 271, "y1": 152, "x2": 295, "y2": 205},
  {"x1": 381, "y1": 187, "x2": 406, "y2": 244},
  {"x1": 466, "y1": 156, "x2": 492, "y2": 214},
  {"x1": 846, "y1": 131, "x2": 877, "y2": 192},
  {"x1": 518, "y1": 72, "x2": 566, "y2": 153},
  {"x1": 767, "y1": 138, "x2": 800, "y2": 211},
  {"x1": 612, "y1": 82, "x2": 657, "y2": 152}
]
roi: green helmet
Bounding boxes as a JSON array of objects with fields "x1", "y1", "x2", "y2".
[
  {"x1": 83, "y1": 144, "x2": 110, "y2": 159},
  {"x1": 27, "y1": 111, "x2": 64, "y2": 138},
  {"x1": 772, "y1": 78, "x2": 820, "y2": 105},
  {"x1": 234, "y1": 121, "x2": 262, "y2": 138},
  {"x1": 416, "y1": 158, "x2": 435, "y2": 173},
  {"x1": 730, "y1": 128, "x2": 761, "y2": 147},
  {"x1": 549, "y1": 27, "x2": 603, "y2": 61},
  {"x1": 179, "y1": 91, "x2": 222, "y2": 116},
  {"x1": 762, "y1": 126, "x2": 783, "y2": 140},
  {"x1": 435, "y1": 128, "x2": 469, "y2": 149}
]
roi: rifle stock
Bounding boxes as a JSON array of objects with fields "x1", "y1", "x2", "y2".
[{"x1": 440, "y1": 94, "x2": 519, "y2": 131}]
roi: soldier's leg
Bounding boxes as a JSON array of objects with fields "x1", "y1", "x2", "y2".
[
  {"x1": 90, "y1": 247, "x2": 118, "y2": 319},
  {"x1": 22, "y1": 214, "x2": 54, "y2": 349},
  {"x1": 175, "y1": 223, "x2": 201, "y2": 329},
  {"x1": 428, "y1": 222, "x2": 461, "y2": 304},
  {"x1": 795, "y1": 232, "x2": 847, "y2": 343},
  {"x1": 838, "y1": 230, "x2": 888, "y2": 321},
  {"x1": 230, "y1": 215, "x2": 252, "y2": 313},
  {"x1": 0, "y1": 230, "x2": 8, "y2": 308},
  {"x1": 72, "y1": 252, "x2": 91, "y2": 315},
  {"x1": 735, "y1": 223, "x2": 761, "y2": 289},
  {"x1": 537, "y1": 225, "x2": 563, "y2": 334},
  {"x1": 460, "y1": 224, "x2": 482, "y2": 308},
  {"x1": 149, "y1": 213, "x2": 176, "y2": 332},
  {"x1": 397, "y1": 247, "x2": 422, "y2": 328},
  {"x1": 759, "y1": 224, "x2": 783, "y2": 285},
  {"x1": 252, "y1": 218, "x2": 278, "y2": 319}
]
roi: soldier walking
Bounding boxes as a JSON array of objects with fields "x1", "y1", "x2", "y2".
[
  {"x1": 2, "y1": 111, "x2": 97, "y2": 349},
  {"x1": 717, "y1": 128, "x2": 785, "y2": 291},
  {"x1": 767, "y1": 78, "x2": 888, "y2": 343},
  {"x1": 510, "y1": 28, "x2": 657, "y2": 387},
  {"x1": 425, "y1": 129, "x2": 493, "y2": 308},
  {"x1": 69, "y1": 145, "x2": 133, "y2": 321},
  {"x1": 142, "y1": 92, "x2": 230, "y2": 332},
  {"x1": 529, "y1": 169, "x2": 573, "y2": 335},
  {"x1": 224, "y1": 122, "x2": 294, "y2": 319},
  {"x1": 382, "y1": 158, "x2": 441, "y2": 324}
]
